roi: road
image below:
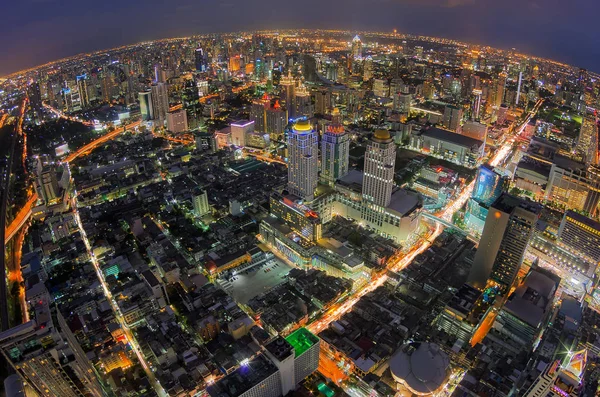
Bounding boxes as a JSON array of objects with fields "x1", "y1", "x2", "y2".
[
  {"x1": 73, "y1": 200, "x2": 168, "y2": 397},
  {"x1": 307, "y1": 102, "x2": 544, "y2": 394},
  {"x1": 65, "y1": 120, "x2": 141, "y2": 163}
]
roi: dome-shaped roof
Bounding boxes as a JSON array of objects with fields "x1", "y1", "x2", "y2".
[
  {"x1": 293, "y1": 119, "x2": 312, "y2": 132},
  {"x1": 373, "y1": 129, "x2": 391, "y2": 140},
  {"x1": 390, "y1": 342, "x2": 450, "y2": 395}
]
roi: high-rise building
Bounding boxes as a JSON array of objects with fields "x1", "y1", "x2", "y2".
[
  {"x1": 352, "y1": 35, "x2": 362, "y2": 60},
  {"x1": 472, "y1": 164, "x2": 508, "y2": 207},
  {"x1": 557, "y1": 210, "x2": 600, "y2": 267},
  {"x1": 266, "y1": 100, "x2": 287, "y2": 141},
  {"x1": 76, "y1": 75, "x2": 89, "y2": 109},
  {"x1": 250, "y1": 93, "x2": 270, "y2": 133},
  {"x1": 0, "y1": 292, "x2": 104, "y2": 397},
  {"x1": 150, "y1": 83, "x2": 169, "y2": 124},
  {"x1": 362, "y1": 130, "x2": 396, "y2": 207},
  {"x1": 139, "y1": 91, "x2": 154, "y2": 121},
  {"x1": 314, "y1": 89, "x2": 330, "y2": 115},
  {"x1": 467, "y1": 193, "x2": 541, "y2": 289},
  {"x1": 166, "y1": 109, "x2": 188, "y2": 133},
  {"x1": 40, "y1": 166, "x2": 60, "y2": 205},
  {"x1": 442, "y1": 105, "x2": 463, "y2": 132},
  {"x1": 294, "y1": 84, "x2": 312, "y2": 119},
  {"x1": 393, "y1": 92, "x2": 411, "y2": 113},
  {"x1": 230, "y1": 120, "x2": 254, "y2": 147},
  {"x1": 285, "y1": 328, "x2": 320, "y2": 384},
  {"x1": 471, "y1": 89, "x2": 482, "y2": 120},
  {"x1": 27, "y1": 81, "x2": 43, "y2": 118},
  {"x1": 494, "y1": 72, "x2": 507, "y2": 108},
  {"x1": 287, "y1": 119, "x2": 318, "y2": 201},
  {"x1": 280, "y1": 70, "x2": 295, "y2": 118},
  {"x1": 195, "y1": 47, "x2": 207, "y2": 72},
  {"x1": 193, "y1": 190, "x2": 210, "y2": 217},
  {"x1": 182, "y1": 79, "x2": 200, "y2": 130},
  {"x1": 321, "y1": 124, "x2": 349, "y2": 186}
]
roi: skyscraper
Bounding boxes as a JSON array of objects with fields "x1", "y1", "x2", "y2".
[
  {"x1": 287, "y1": 119, "x2": 318, "y2": 201},
  {"x1": 321, "y1": 123, "x2": 349, "y2": 186},
  {"x1": 494, "y1": 72, "x2": 507, "y2": 108},
  {"x1": 250, "y1": 93, "x2": 270, "y2": 133},
  {"x1": 471, "y1": 89, "x2": 482, "y2": 120},
  {"x1": 352, "y1": 35, "x2": 362, "y2": 60},
  {"x1": 166, "y1": 109, "x2": 188, "y2": 133},
  {"x1": 362, "y1": 130, "x2": 396, "y2": 207},
  {"x1": 230, "y1": 120, "x2": 254, "y2": 147},
  {"x1": 294, "y1": 84, "x2": 312, "y2": 119},
  {"x1": 0, "y1": 293, "x2": 104, "y2": 397},
  {"x1": 280, "y1": 70, "x2": 295, "y2": 119},
  {"x1": 193, "y1": 190, "x2": 211, "y2": 217},
  {"x1": 472, "y1": 164, "x2": 508, "y2": 207},
  {"x1": 443, "y1": 105, "x2": 463, "y2": 132},
  {"x1": 468, "y1": 193, "x2": 541, "y2": 290},
  {"x1": 151, "y1": 83, "x2": 169, "y2": 124},
  {"x1": 195, "y1": 47, "x2": 207, "y2": 72},
  {"x1": 76, "y1": 75, "x2": 89, "y2": 109},
  {"x1": 139, "y1": 91, "x2": 154, "y2": 121},
  {"x1": 266, "y1": 100, "x2": 287, "y2": 141}
]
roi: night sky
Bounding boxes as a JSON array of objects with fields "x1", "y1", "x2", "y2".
[{"x1": 1, "y1": 0, "x2": 598, "y2": 76}]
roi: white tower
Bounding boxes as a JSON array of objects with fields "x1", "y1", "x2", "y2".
[
  {"x1": 362, "y1": 130, "x2": 396, "y2": 207},
  {"x1": 287, "y1": 119, "x2": 318, "y2": 201}
]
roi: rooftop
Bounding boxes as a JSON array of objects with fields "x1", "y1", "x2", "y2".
[
  {"x1": 285, "y1": 327, "x2": 319, "y2": 357},
  {"x1": 421, "y1": 127, "x2": 484, "y2": 148},
  {"x1": 264, "y1": 337, "x2": 294, "y2": 361},
  {"x1": 207, "y1": 354, "x2": 277, "y2": 397},
  {"x1": 390, "y1": 342, "x2": 450, "y2": 395}
]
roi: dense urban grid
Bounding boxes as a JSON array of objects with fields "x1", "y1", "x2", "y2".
[{"x1": 0, "y1": 29, "x2": 599, "y2": 397}]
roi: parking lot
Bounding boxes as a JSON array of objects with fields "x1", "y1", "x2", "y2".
[{"x1": 218, "y1": 257, "x2": 293, "y2": 304}]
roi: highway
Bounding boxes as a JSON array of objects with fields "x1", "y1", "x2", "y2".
[
  {"x1": 64, "y1": 120, "x2": 141, "y2": 163},
  {"x1": 307, "y1": 98, "x2": 543, "y2": 354}
]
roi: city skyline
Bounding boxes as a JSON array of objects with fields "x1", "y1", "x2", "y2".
[{"x1": 1, "y1": 0, "x2": 599, "y2": 77}]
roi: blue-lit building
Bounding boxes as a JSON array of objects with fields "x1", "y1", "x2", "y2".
[
  {"x1": 466, "y1": 164, "x2": 509, "y2": 234},
  {"x1": 195, "y1": 47, "x2": 207, "y2": 72}
]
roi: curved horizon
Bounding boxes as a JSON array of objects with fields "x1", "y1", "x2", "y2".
[{"x1": 2, "y1": 28, "x2": 595, "y2": 79}]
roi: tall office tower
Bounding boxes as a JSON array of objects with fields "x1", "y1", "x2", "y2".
[
  {"x1": 195, "y1": 47, "x2": 207, "y2": 72},
  {"x1": 250, "y1": 93, "x2": 270, "y2": 133},
  {"x1": 321, "y1": 123, "x2": 349, "y2": 186},
  {"x1": 472, "y1": 164, "x2": 508, "y2": 206},
  {"x1": 40, "y1": 166, "x2": 60, "y2": 204},
  {"x1": 471, "y1": 89, "x2": 482, "y2": 120},
  {"x1": 76, "y1": 75, "x2": 89, "y2": 108},
  {"x1": 266, "y1": 100, "x2": 287, "y2": 141},
  {"x1": 0, "y1": 294, "x2": 104, "y2": 397},
  {"x1": 166, "y1": 109, "x2": 188, "y2": 133},
  {"x1": 494, "y1": 72, "x2": 507, "y2": 108},
  {"x1": 352, "y1": 35, "x2": 362, "y2": 60},
  {"x1": 230, "y1": 120, "x2": 254, "y2": 147},
  {"x1": 524, "y1": 351, "x2": 586, "y2": 397},
  {"x1": 193, "y1": 190, "x2": 211, "y2": 216},
  {"x1": 287, "y1": 119, "x2": 318, "y2": 201},
  {"x1": 280, "y1": 70, "x2": 296, "y2": 118},
  {"x1": 362, "y1": 130, "x2": 396, "y2": 208},
  {"x1": 516, "y1": 71, "x2": 523, "y2": 106},
  {"x1": 443, "y1": 105, "x2": 463, "y2": 132},
  {"x1": 314, "y1": 89, "x2": 330, "y2": 115},
  {"x1": 138, "y1": 91, "x2": 154, "y2": 121},
  {"x1": 27, "y1": 81, "x2": 42, "y2": 114},
  {"x1": 393, "y1": 92, "x2": 411, "y2": 113},
  {"x1": 423, "y1": 80, "x2": 435, "y2": 100},
  {"x1": 151, "y1": 83, "x2": 169, "y2": 124},
  {"x1": 182, "y1": 79, "x2": 200, "y2": 130},
  {"x1": 467, "y1": 193, "x2": 541, "y2": 290},
  {"x1": 294, "y1": 84, "x2": 312, "y2": 119}
]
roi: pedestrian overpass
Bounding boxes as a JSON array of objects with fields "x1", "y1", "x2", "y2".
[{"x1": 421, "y1": 212, "x2": 480, "y2": 243}]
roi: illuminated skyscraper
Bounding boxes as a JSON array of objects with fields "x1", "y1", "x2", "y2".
[
  {"x1": 280, "y1": 70, "x2": 296, "y2": 118},
  {"x1": 494, "y1": 72, "x2": 507, "y2": 108},
  {"x1": 195, "y1": 47, "x2": 207, "y2": 72},
  {"x1": 150, "y1": 82, "x2": 169, "y2": 124},
  {"x1": 321, "y1": 123, "x2": 349, "y2": 186},
  {"x1": 287, "y1": 119, "x2": 318, "y2": 201},
  {"x1": 524, "y1": 351, "x2": 586, "y2": 397},
  {"x1": 352, "y1": 35, "x2": 362, "y2": 60},
  {"x1": 266, "y1": 100, "x2": 287, "y2": 141},
  {"x1": 294, "y1": 84, "x2": 312, "y2": 119},
  {"x1": 362, "y1": 130, "x2": 396, "y2": 207},
  {"x1": 443, "y1": 105, "x2": 463, "y2": 132},
  {"x1": 139, "y1": 91, "x2": 154, "y2": 121},
  {"x1": 468, "y1": 193, "x2": 541, "y2": 290},
  {"x1": 230, "y1": 120, "x2": 254, "y2": 147},
  {"x1": 250, "y1": 93, "x2": 270, "y2": 133},
  {"x1": 76, "y1": 75, "x2": 89, "y2": 109},
  {"x1": 472, "y1": 165, "x2": 508, "y2": 207},
  {"x1": 471, "y1": 89, "x2": 482, "y2": 120}
]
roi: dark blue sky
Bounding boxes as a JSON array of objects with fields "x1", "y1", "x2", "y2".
[{"x1": 1, "y1": 0, "x2": 598, "y2": 76}]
